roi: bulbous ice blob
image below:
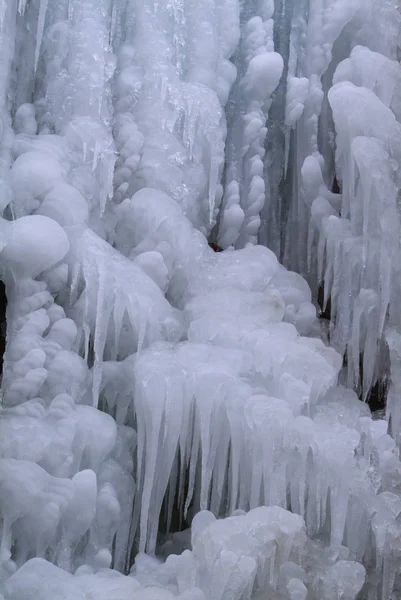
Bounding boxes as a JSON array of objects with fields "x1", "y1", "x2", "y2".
[
  {"x1": 191, "y1": 510, "x2": 216, "y2": 546},
  {"x1": 0, "y1": 458, "x2": 74, "y2": 559},
  {"x1": 12, "y1": 134, "x2": 67, "y2": 162},
  {"x1": 187, "y1": 245, "x2": 279, "y2": 301},
  {"x1": 41, "y1": 263, "x2": 69, "y2": 294},
  {"x1": 243, "y1": 52, "x2": 284, "y2": 101},
  {"x1": 14, "y1": 104, "x2": 37, "y2": 136},
  {"x1": 1, "y1": 215, "x2": 70, "y2": 278},
  {"x1": 10, "y1": 151, "x2": 65, "y2": 215},
  {"x1": 134, "y1": 251, "x2": 168, "y2": 291},
  {"x1": 3, "y1": 557, "x2": 141, "y2": 600},
  {"x1": 301, "y1": 156, "x2": 325, "y2": 207},
  {"x1": 61, "y1": 469, "x2": 97, "y2": 546},
  {"x1": 319, "y1": 560, "x2": 365, "y2": 600},
  {"x1": 286, "y1": 77, "x2": 309, "y2": 126},
  {"x1": 37, "y1": 182, "x2": 89, "y2": 226},
  {"x1": 45, "y1": 318, "x2": 77, "y2": 350}
]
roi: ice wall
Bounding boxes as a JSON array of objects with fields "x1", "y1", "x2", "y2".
[
  {"x1": 243, "y1": 0, "x2": 401, "y2": 407},
  {"x1": 0, "y1": 1, "x2": 401, "y2": 600}
]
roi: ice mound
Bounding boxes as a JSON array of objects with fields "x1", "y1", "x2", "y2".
[
  {"x1": 116, "y1": 187, "x2": 317, "y2": 334},
  {"x1": 4, "y1": 507, "x2": 367, "y2": 600},
  {"x1": 0, "y1": 215, "x2": 69, "y2": 278},
  {"x1": 3, "y1": 557, "x2": 141, "y2": 600}
]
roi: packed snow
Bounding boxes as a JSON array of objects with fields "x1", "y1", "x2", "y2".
[{"x1": 0, "y1": 1, "x2": 401, "y2": 599}]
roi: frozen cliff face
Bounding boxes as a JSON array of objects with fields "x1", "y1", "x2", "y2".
[
  {"x1": 256, "y1": 1, "x2": 401, "y2": 408},
  {"x1": 0, "y1": 1, "x2": 401, "y2": 600}
]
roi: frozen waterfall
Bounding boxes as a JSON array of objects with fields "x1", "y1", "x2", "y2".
[{"x1": 0, "y1": 0, "x2": 401, "y2": 599}]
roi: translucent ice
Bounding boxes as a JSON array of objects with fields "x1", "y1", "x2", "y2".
[
  {"x1": 0, "y1": 215, "x2": 69, "y2": 278},
  {"x1": 1, "y1": 2, "x2": 401, "y2": 600}
]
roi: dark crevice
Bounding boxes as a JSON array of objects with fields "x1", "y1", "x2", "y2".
[
  {"x1": 366, "y1": 378, "x2": 388, "y2": 414},
  {"x1": 317, "y1": 282, "x2": 332, "y2": 322},
  {"x1": 317, "y1": 281, "x2": 388, "y2": 414},
  {"x1": 331, "y1": 175, "x2": 341, "y2": 195},
  {"x1": 0, "y1": 280, "x2": 7, "y2": 378},
  {"x1": 360, "y1": 344, "x2": 390, "y2": 415},
  {"x1": 208, "y1": 241, "x2": 224, "y2": 252}
]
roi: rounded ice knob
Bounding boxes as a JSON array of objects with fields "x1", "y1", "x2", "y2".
[
  {"x1": 243, "y1": 52, "x2": 284, "y2": 100},
  {"x1": 14, "y1": 103, "x2": 37, "y2": 135},
  {"x1": 1, "y1": 215, "x2": 70, "y2": 278}
]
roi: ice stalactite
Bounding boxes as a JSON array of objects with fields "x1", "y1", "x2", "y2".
[
  {"x1": 304, "y1": 44, "x2": 401, "y2": 406},
  {"x1": 249, "y1": 0, "x2": 401, "y2": 406}
]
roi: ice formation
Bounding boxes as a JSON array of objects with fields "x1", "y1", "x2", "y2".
[{"x1": 0, "y1": 1, "x2": 401, "y2": 599}]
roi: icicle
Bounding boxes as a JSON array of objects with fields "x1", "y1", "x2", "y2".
[
  {"x1": 18, "y1": 0, "x2": 27, "y2": 16},
  {"x1": 34, "y1": 0, "x2": 48, "y2": 75}
]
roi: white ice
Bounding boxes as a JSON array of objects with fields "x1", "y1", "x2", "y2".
[{"x1": 0, "y1": 1, "x2": 400, "y2": 600}]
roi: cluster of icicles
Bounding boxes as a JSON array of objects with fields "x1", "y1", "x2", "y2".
[{"x1": 0, "y1": 0, "x2": 401, "y2": 599}]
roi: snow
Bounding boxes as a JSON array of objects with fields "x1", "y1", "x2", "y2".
[{"x1": 0, "y1": 1, "x2": 401, "y2": 600}]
